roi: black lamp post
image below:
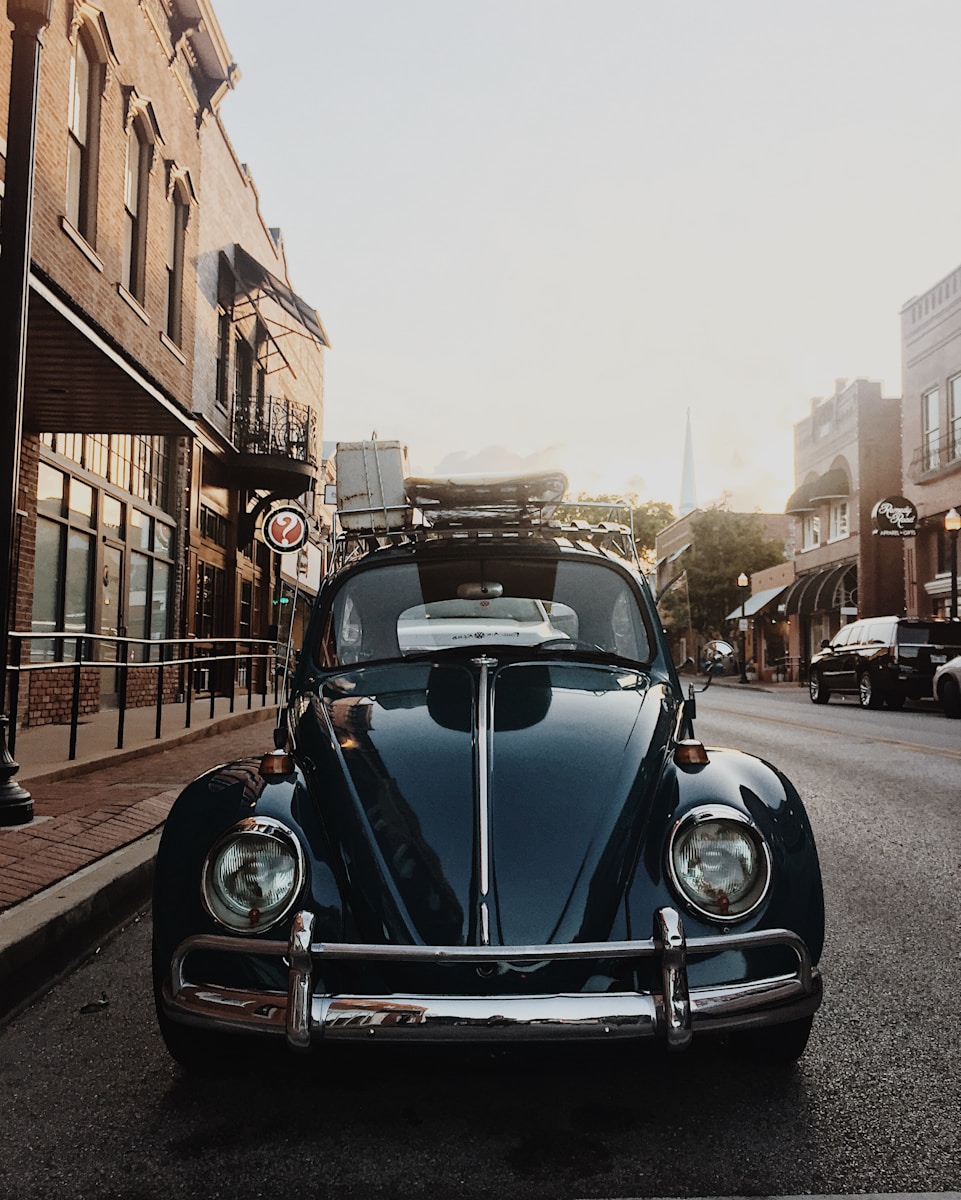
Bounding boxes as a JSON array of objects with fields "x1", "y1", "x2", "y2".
[
  {"x1": 946, "y1": 507, "x2": 961, "y2": 621},
  {"x1": 737, "y1": 572, "x2": 750, "y2": 683},
  {"x1": 0, "y1": 0, "x2": 55, "y2": 826}
]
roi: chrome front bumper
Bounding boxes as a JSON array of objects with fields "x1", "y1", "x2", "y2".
[{"x1": 161, "y1": 906, "x2": 822, "y2": 1053}]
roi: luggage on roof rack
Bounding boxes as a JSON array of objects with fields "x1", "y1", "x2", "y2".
[{"x1": 405, "y1": 471, "x2": 568, "y2": 528}]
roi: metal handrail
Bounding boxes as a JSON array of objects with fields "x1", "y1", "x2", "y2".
[{"x1": 6, "y1": 631, "x2": 282, "y2": 761}]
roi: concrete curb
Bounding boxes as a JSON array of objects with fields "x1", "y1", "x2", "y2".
[
  {"x1": 0, "y1": 831, "x2": 160, "y2": 1023},
  {"x1": 1, "y1": 705, "x2": 280, "y2": 1024}
]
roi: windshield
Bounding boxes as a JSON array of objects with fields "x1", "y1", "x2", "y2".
[{"x1": 317, "y1": 556, "x2": 653, "y2": 667}]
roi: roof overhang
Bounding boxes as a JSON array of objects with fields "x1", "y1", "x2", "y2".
[
  {"x1": 228, "y1": 245, "x2": 329, "y2": 348},
  {"x1": 23, "y1": 275, "x2": 196, "y2": 437}
]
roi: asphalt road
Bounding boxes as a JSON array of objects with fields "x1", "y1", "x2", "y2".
[{"x1": 0, "y1": 684, "x2": 958, "y2": 1199}]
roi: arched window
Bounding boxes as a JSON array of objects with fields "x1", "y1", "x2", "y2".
[
  {"x1": 164, "y1": 167, "x2": 195, "y2": 344},
  {"x1": 66, "y1": 25, "x2": 104, "y2": 241},
  {"x1": 122, "y1": 118, "x2": 151, "y2": 302}
]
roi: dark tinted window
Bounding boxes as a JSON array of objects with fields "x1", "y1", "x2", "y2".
[{"x1": 897, "y1": 622, "x2": 961, "y2": 649}]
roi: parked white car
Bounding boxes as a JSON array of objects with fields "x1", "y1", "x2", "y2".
[
  {"x1": 397, "y1": 596, "x2": 570, "y2": 654},
  {"x1": 933, "y1": 654, "x2": 961, "y2": 718}
]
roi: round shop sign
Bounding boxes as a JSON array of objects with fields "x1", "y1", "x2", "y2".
[
  {"x1": 872, "y1": 496, "x2": 918, "y2": 538},
  {"x1": 262, "y1": 505, "x2": 310, "y2": 553}
]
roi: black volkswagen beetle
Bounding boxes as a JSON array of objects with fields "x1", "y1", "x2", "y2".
[{"x1": 153, "y1": 469, "x2": 824, "y2": 1070}]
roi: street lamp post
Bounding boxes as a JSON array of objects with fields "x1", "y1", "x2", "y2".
[
  {"x1": 737, "y1": 571, "x2": 749, "y2": 683},
  {"x1": 0, "y1": 0, "x2": 56, "y2": 825},
  {"x1": 946, "y1": 507, "x2": 961, "y2": 621}
]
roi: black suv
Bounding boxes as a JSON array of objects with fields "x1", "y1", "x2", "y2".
[{"x1": 809, "y1": 616, "x2": 961, "y2": 709}]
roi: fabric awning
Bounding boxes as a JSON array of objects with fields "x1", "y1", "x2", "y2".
[
  {"x1": 782, "y1": 561, "x2": 857, "y2": 616},
  {"x1": 785, "y1": 480, "x2": 819, "y2": 513},
  {"x1": 808, "y1": 468, "x2": 850, "y2": 502},
  {"x1": 725, "y1": 584, "x2": 789, "y2": 621},
  {"x1": 227, "y1": 245, "x2": 329, "y2": 348},
  {"x1": 786, "y1": 469, "x2": 851, "y2": 512}
]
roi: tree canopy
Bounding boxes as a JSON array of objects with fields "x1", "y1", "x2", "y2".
[
  {"x1": 559, "y1": 494, "x2": 675, "y2": 569},
  {"x1": 661, "y1": 504, "x2": 787, "y2": 638}
]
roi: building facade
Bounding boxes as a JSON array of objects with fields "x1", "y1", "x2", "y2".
[
  {"x1": 1, "y1": 0, "x2": 327, "y2": 727},
  {"x1": 781, "y1": 378, "x2": 902, "y2": 671},
  {"x1": 900, "y1": 266, "x2": 961, "y2": 618}
]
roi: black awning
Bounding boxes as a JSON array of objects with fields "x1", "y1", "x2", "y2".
[
  {"x1": 230, "y1": 245, "x2": 329, "y2": 348},
  {"x1": 783, "y1": 561, "x2": 857, "y2": 616},
  {"x1": 785, "y1": 479, "x2": 819, "y2": 513},
  {"x1": 808, "y1": 468, "x2": 850, "y2": 502}
]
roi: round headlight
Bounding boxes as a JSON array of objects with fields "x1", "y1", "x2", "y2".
[
  {"x1": 667, "y1": 805, "x2": 771, "y2": 922},
  {"x1": 201, "y1": 818, "x2": 305, "y2": 932}
]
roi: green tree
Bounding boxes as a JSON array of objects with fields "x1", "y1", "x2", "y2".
[
  {"x1": 662, "y1": 504, "x2": 787, "y2": 639},
  {"x1": 558, "y1": 494, "x2": 675, "y2": 569}
]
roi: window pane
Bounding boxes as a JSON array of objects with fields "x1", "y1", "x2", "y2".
[
  {"x1": 31, "y1": 518, "x2": 63, "y2": 660},
  {"x1": 65, "y1": 530, "x2": 93, "y2": 638},
  {"x1": 155, "y1": 522, "x2": 172, "y2": 558},
  {"x1": 68, "y1": 477, "x2": 94, "y2": 527},
  {"x1": 37, "y1": 463, "x2": 66, "y2": 517},
  {"x1": 103, "y1": 495, "x2": 124, "y2": 538},
  {"x1": 68, "y1": 39, "x2": 90, "y2": 140},
  {"x1": 128, "y1": 551, "x2": 149, "y2": 640},
  {"x1": 131, "y1": 509, "x2": 153, "y2": 550},
  {"x1": 152, "y1": 560, "x2": 170, "y2": 640}
]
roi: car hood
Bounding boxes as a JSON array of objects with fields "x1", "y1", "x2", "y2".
[{"x1": 294, "y1": 658, "x2": 677, "y2": 949}]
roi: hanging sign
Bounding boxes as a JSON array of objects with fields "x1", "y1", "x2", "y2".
[
  {"x1": 262, "y1": 505, "x2": 310, "y2": 553},
  {"x1": 872, "y1": 496, "x2": 918, "y2": 538}
]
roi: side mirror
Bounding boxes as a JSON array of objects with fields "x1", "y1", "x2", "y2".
[{"x1": 820, "y1": 639, "x2": 831, "y2": 649}]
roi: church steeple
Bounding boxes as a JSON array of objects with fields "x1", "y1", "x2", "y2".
[{"x1": 679, "y1": 408, "x2": 697, "y2": 516}]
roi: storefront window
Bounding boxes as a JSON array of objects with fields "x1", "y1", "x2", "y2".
[
  {"x1": 32, "y1": 458, "x2": 174, "y2": 663},
  {"x1": 66, "y1": 531, "x2": 93, "y2": 652},
  {"x1": 31, "y1": 519, "x2": 63, "y2": 660}
]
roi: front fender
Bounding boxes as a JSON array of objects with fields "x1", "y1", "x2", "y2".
[
  {"x1": 629, "y1": 747, "x2": 824, "y2": 976},
  {"x1": 152, "y1": 757, "x2": 347, "y2": 984}
]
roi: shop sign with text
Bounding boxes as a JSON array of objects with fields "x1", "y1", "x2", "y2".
[{"x1": 872, "y1": 496, "x2": 918, "y2": 537}]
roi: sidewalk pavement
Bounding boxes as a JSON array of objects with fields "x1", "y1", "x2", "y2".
[{"x1": 0, "y1": 694, "x2": 281, "y2": 1022}]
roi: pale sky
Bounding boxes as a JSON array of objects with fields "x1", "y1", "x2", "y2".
[{"x1": 214, "y1": 0, "x2": 961, "y2": 514}]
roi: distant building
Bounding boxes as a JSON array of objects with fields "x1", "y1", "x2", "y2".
[
  {"x1": 781, "y1": 378, "x2": 902, "y2": 672},
  {"x1": 900, "y1": 267, "x2": 961, "y2": 618},
  {"x1": 654, "y1": 507, "x2": 794, "y2": 673}
]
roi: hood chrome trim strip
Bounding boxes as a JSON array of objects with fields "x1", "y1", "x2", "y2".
[{"x1": 472, "y1": 656, "x2": 497, "y2": 944}]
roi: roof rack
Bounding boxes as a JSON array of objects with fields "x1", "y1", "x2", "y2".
[{"x1": 330, "y1": 441, "x2": 640, "y2": 569}]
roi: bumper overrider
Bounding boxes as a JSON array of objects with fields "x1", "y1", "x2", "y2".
[{"x1": 161, "y1": 906, "x2": 821, "y2": 1052}]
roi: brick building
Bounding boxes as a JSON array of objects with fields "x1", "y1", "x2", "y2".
[
  {"x1": 1, "y1": 0, "x2": 327, "y2": 727},
  {"x1": 900, "y1": 265, "x2": 961, "y2": 618},
  {"x1": 781, "y1": 378, "x2": 903, "y2": 670}
]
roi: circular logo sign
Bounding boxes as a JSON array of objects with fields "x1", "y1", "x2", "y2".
[
  {"x1": 872, "y1": 495, "x2": 918, "y2": 537},
  {"x1": 263, "y1": 506, "x2": 310, "y2": 553}
]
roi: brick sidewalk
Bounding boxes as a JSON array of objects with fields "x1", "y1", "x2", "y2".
[{"x1": 0, "y1": 705, "x2": 278, "y2": 914}]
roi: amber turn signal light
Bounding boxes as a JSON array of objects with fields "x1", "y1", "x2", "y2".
[
  {"x1": 260, "y1": 750, "x2": 294, "y2": 777},
  {"x1": 674, "y1": 739, "x2": 709, "y2": 766}
]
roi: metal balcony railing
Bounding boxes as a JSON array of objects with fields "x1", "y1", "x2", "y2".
[
  {"x1": 231, "y1": 394, "x2": 318, "y2": 467},
  {"x1": 908, "y1": 425, "x2": 961, "y2": 481}
]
